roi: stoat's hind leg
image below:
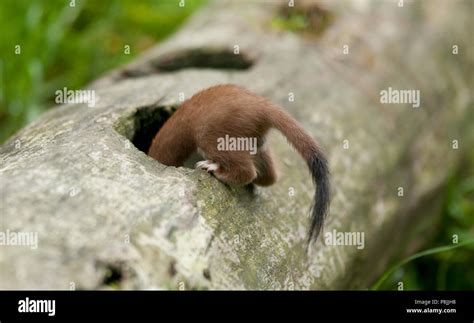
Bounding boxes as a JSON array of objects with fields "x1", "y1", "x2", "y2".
[
  {"x1": 253, "y1": 147, "x2": 278, "y2": 187},
  {"x1": 200, "y1": 151, "x2": 256, "y2": 186},
  {"x1": 215, "y1": 161, "x2": 257, "y2": 186}
]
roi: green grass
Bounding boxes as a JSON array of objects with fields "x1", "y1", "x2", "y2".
[
  {"x1": 0, "y1": 0, "x2": 207, "y2": 143},
  {"x1": 372, "y1": 152, "x2": 474, "y2": 290},
  {"x1": 371, "y1": 240, "x2": 474, "y2": 290}
]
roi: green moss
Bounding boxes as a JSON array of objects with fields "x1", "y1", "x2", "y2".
[
  {"x1": 113, "y1": 111, "x2": 136, "y2": 140},
  {"x1": 271, "y1": 3, "x2": 334, "y2": 37}
]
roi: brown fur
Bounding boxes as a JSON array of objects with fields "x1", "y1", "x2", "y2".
[
  {"x1": 148, "y1": 84, "x2": 330, "y2": 241},
  {"x1": 149, "y1": 85, "x2": 316, "y2": 184}
]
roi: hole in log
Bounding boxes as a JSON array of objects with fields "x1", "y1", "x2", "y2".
[
  {"x1": 116, "y1": 104, "x2": 201, "y2": 168},
  {"x1": 168, "y1": 260, "x2": 178, "y2": 277},
  {"x1": 100, "y1": 263, "x2": 124, "y2": 288},
  {"x1": 154, "y1": 49, "x2": 254, "y2": 72},
  {"x1": 131, "y1": 105, "x2": 177, "y2": 153},
  {"x1": 203, "y1": 268, "x2": 211, "y2": 281},
  {"x1": 121, "y1": 48, "x2": 255, "y2": 78}
]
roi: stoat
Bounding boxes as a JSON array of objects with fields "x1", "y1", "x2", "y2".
[{"x1": 148, "y1": 85, "x2": 330, "y2": 243}]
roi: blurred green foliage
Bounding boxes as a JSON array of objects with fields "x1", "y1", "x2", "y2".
[
  {"x1": 374, "y1": 152, "x2": 474, "y2": 290},
  {"x1": 0, "y1": 0, "x2": 207, "y2": 143}
]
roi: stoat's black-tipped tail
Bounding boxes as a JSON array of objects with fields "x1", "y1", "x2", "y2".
[
  {"x1": 266, "y1": 104, "x2": 331, "y2": 244},
  {"x1": 307, "y1": 152, "x2": 330, "y2": 243}
]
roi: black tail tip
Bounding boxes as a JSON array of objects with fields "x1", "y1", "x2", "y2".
[{"x1": 307, "y1": 153, "x2": 330, "y2": 245}]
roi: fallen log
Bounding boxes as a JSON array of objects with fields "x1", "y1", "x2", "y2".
[{"x1": 0, "y1": 0, "x2": 472, "y2": 289}]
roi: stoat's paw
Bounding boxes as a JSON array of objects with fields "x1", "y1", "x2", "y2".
[{"x1": 195, "y1": 160, "x2": 219, "y2": 173}]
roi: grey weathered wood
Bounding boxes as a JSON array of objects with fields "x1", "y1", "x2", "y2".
[{"x1": 0, "y1": 0, "x2": 472, "y2": 289}]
